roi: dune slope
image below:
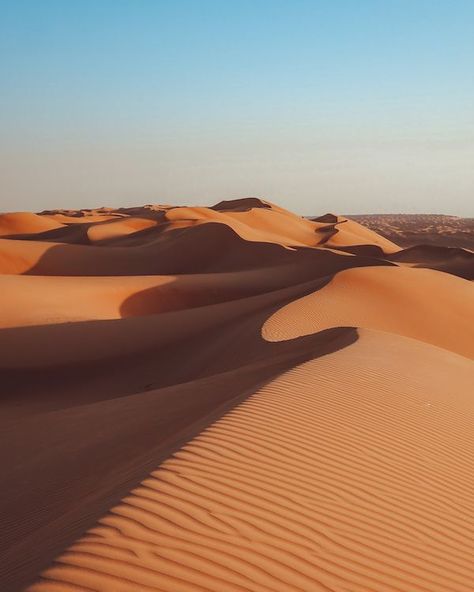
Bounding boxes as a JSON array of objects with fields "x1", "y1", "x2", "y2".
[{"x1": 28, "y1": 329, "x2": 474, "y2": 592}]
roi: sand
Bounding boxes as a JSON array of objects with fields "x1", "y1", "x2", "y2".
[
  {"x1": 0, "y1": 198, "x2": 472, "y2": 592},
  {"x1": 263, "y1": 265, "x2": 474, "y2": 358}
]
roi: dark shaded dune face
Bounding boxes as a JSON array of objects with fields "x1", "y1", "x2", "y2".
[
  {"x1": 311, "y1": 213, "x2": 339, "y2": 223},
  {"x1": 313, "y1": 222, "x2": 340, "y2": 244},
  {"x1": 113, "y1": 206, "x2": 167, "y2": 218},
  {"x1": 389, "y1": 245, "x2": 474, "y2": 279},
  {"x1": 391, "y1": 244, "x2": 468, "y2": 260},
  {"x1": 0, "y1": 197, "x2": 473, "y2": 592},
  {"x1": 6, "y1": 223, "x2": 94, "y2": 244},
  {"x1": 119, "y1": 267, "x2": 330, "y2": 317},
  {"x1": 211, "y1": 197, "x2": 272, "y2": 212},
  {"x1": 331, "y1": 243, "x2": 387, "y2": 258}
]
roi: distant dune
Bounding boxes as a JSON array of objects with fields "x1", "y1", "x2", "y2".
[
  {"x1": 0, "y1": 198, "x2": 473, "y2": 592},
  {"x1": 348, "y1": 213, "x2": 474, "y2": 250}
]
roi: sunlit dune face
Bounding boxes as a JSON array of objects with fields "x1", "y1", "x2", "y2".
[
  {"x1": 262, "y1": 265, "x2": 474, "y2": 358},
  {"x1": 0, "y1": 238, "x2": 57, "y2": 274},
  {"x1": 0, "y1": 212, "x2": 64, "y2": 236},
  {"x1": 323, "y1": 218, "x2": 400, "y2": 253},
  {"x1": 0, "y1": 275, "x2": 176, "y2": 329},
  {"x1": 165, "y1": 205, "x2": 318, "y2": 247}
]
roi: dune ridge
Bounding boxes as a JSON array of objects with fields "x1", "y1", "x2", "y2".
[{"x1": 0, "y1": 197, "x2": 472, "y2": 592}]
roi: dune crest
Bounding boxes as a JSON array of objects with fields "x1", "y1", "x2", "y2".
[{"x1": 0, "y1": 197, "x2": 472, "y2": 592}]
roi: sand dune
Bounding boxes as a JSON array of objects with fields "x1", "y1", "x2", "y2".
[
  {"x1": 1, "y1": 269, "x2": 331, "y2": 329},
  {"x1": 0, "y1": 212, "x2": 65, "y2": 237},
  {"x1": 27, "y1": 330, "x2": 474, "y2": 592},
  {"x1": 263, "y1": 265, "x2": 474, "y2": 358},
  {"x1": 87, "y1": 217, "x2": 159, "y2": 242},
  {"x1": 317, "y1": 216, "x2": 400, "y2": 253},
  {"x1": 0, "y1": 198, "x2": 472, "y2": 591}
]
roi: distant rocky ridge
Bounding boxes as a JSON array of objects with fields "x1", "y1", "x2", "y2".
[{"x1": 347, "y1": 213, "x2": 474, "y2": 250}]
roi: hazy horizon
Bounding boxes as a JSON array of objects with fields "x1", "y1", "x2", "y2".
[
  {"x1": 1, "y1": 1, "x2": 473, "y2": 216},
  {"x1": 2, "y1": 196, "x2": 473, "y2": 219}
]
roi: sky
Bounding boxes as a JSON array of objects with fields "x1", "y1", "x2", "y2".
[{"x1": 1, "y1": 0, "x2": 473, "y2": 215}]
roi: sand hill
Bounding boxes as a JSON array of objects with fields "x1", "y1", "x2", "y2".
[{"x1": 0, "y1": 198, "x2": 473, "y2": 592}]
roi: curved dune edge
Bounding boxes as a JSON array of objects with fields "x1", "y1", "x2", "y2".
[
  {"x1": 28, "y1": 328, "x2": 474, "y2": 592},
  {"x1": 87, "y1": 218, "x2": 159, "y2": 242},
  {"x1": 0, "y1": 274, "x2": 174, "y2": 328},
  {"x1": 263, "y1": 265, "x2": 474, "y2": 359},
  {"x1": 0, "y1": 263, "x2": 346, "y2": 329}
]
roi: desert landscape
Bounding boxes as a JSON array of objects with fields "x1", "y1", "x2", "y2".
[
  {"x1": 348, "y1": 214, "x2": 474, "y2": 250},
  {"x1": 0, "y1": 197, "x2": 473, "y2": 591}
]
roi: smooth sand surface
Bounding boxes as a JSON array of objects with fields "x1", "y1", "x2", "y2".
[
  {"x1": 0, "y1": 212, "x2": 65, "y2": 236},
  {"x1": 0, "y1": 198, "x2": 473, "y2": 592},
  {"x1": 263, "y1": 265, "x2": 474, "y2": 358}
]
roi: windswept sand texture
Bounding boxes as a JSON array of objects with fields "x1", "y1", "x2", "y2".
[{"x1": 0, "y1": 198, "x2": 473, "y2": 592}]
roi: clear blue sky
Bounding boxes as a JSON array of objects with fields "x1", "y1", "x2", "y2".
[{"x1": 1, "y1": 0, "x2": 473, "y2": 214}]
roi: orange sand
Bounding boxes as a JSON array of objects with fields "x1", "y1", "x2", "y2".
[
  {"x1": 0, "y1": 198, "x2": 472, "y2": 592},
  {"x1": 29, "y1": 330, "x2": 474, "y2": 592}
]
